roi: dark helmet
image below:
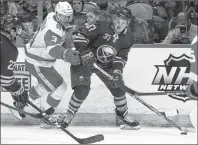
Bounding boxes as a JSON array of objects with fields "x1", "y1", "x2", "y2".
[{"x1": 115, "y1": 7, "x2": 132, "y2": 20}]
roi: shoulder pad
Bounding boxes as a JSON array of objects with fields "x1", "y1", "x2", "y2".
[{"x1": 46, "y1": 13, "x2": 63, "y2": 36}]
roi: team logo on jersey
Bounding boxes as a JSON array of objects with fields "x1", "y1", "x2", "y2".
[
  {"x1": 79, "y1": 76, "x2": 84, "y2": 81},
  {"x1": 96, "y1": 45, "x2": 117, "y2": 64},
  {"x1": 152, "y1": 54, "x2": 194, "y2": 102},
  {"x1": 1, "y1": 62, "x2": 31, "y2": 92}
]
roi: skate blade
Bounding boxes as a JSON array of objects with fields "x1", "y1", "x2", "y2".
[
  {"x1": 9, "y1": 108, "x2": 23, "y2": 120},
  {"x1": 120, "y1": 125, "x2": 141, "y2": 130},
  {"x1": 40, "y1": 123, "x2": 56, "y2": 129}
]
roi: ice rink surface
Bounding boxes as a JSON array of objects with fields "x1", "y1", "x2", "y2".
[{"x1": 1, "y1": 126, "x2": 197, "y2": 144}]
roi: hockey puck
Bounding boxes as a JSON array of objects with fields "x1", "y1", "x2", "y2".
[{"x1": 181, "y1": 131, "x2": 187, "y2": 135}]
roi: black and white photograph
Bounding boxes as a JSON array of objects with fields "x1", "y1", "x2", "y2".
[{"x1": 0, "y1": 0, "x2": 197, "y2": 144}]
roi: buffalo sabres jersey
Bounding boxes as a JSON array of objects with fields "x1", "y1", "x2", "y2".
[
  {"x1": 25, "y1": 12, "x2": 67, "y2": 67},
  {"x1": 80, "y1": 21, "x2": 134, "y2": 71}
]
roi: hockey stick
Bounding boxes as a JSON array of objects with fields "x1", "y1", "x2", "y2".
[
  {"x1": 0, "y1": 101, "x2": 41, "y2": 119},
  {"x1": 93, "y1": 63, "x2": 186, "y2": 96},
  {"x1": 0, "y1": 101, "x2": 52, "y2": 119},
  {"x1": 27, "y1": 100, "x2": 104, "y2": 144},
  {"x1": 93, "y1": 63, "x2": 185, "y2": 132}
]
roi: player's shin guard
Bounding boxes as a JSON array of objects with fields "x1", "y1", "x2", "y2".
[
  {"x1": 59, "y1": 94, "x2": 84, "y2": 128},
  {"x1": 114, "y1": 95, "x2": 140, "y2": 130},
  {"x1": 59, "y1": 86, "x2": 89, "y2": 128},
  {"x1": 59, "y1": 92, "x2": 85, "y2": 128},
  {"x1": 29, "y1": 84, "x2": 49, "y2": 100},
  {"x1": 40, "y1": 92, "x2": 62, "y2": 129},
  {"x1": 4, "y1": 80, "x2": 29, "y2": 120},
  {"x1": 40, "y1": 82, "x2": 66, "y2": 129}
]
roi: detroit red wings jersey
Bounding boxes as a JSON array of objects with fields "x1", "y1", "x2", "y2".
[
  {"x1": 25, "y1": 12, "x2": 67, "y2": 67},
  {"x1": 80, "y1": 21, "x2": 134, "y2": 71}
]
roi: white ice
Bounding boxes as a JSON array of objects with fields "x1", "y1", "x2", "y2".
[{"x1": 1, "y1": 126, "x2": 197, "y2": 144}]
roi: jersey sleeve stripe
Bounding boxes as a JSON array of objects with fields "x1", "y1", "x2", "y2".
[
  {"x1": 0, "y1": 75, "x2": 15, "y2": 79},
  {"x1": 0, "y1": 79, "x2": 15, "y2": 87},
  {"x1": 25, "y1": 49, "x2": 56, "y2": 62}
]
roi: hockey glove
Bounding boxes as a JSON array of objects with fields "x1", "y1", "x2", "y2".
[
  {"x1": 80, "y1": 51, "x2": 97, "y2": 69},
  {"x1": 11, "y1": 88, "x2": 29, "y2": 119},
  {"x1": 112, "y1": 69, "x2": 124, "y2": 87},
  {"x1": 186, "y1": 82, "x2": 198, "y2": 100},
  {"x1": 62, "y1": 49, "x2": 81, "y2": 65},
  {"x1": 11, "y1": 88, "x2": 29, "y2": 105}
]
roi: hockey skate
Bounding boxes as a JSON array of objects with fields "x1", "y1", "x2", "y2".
[
  {"x1": 10, "y1": 90, "x2": 29, "y2": 120},
  {"x1": 116, "y1": 109, "x2": 140, "y2": 130},
  {"x1": 40, "y1": 114, "x2": 60, "y2": 129},
  {"x1": 39, "y1": 107, "x2": 60, "y2": 129},
  {"x1": 58, "y1": 111, "x2": 74, "y2": 128},
  {"x1": 9, "y1": 101, "x2": 27, "y2": 120}
]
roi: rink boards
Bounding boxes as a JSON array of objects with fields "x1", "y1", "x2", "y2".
[{"x1": 1, "y1": 44, "x2": 197, "y2": 127}]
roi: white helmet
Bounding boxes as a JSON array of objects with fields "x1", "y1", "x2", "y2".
[
  {"x1": 55, "y1": 1, "x2": 73, "y2": 16},
  {"x1": 55, "y1": 1, "x2": 73, "y2": 27}
]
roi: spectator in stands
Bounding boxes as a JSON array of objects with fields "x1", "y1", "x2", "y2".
[
  {"x1": 163, "y1": 12, "x2": 197, "y2": 44},
  {"x1": 150, "y1": 1, "x2": 176, "y2": 20},
  {"x1": 172, "y1": 1, "x2": 184, "y2": 17},
  {"x1": 71, "y1": 0, "x2": 86, "y2": 26},
  {"x1": 83, "y1": 1, "x2": 100, "y2": 12},
  {"x1": 84, "y1": 8, "x2": 100, "y2": 26},
  {"x1": 164, "y1": 1, "x2": 176, "y2": 20},
  {"x1": 186, "y1": 2, "x2": 198, "y2": 25},
  {"x1": 72, "y1": 0, "x2": 84, "y2": 14},
  {"x1": 14, "y1": 0, "x2": 56, "y2": 44},
  {"x1": 95, "y1": 0, "x2": 108, "y2": 11},
  {"x1": 8, "y1": 2, "x2": 18, "y2": 16}
]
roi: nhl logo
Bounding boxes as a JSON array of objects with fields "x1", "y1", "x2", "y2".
[
  {"x1": 96, "y1": 45, "x2": 117, "y2": 64},
  {"x1": 152, "y1": 54, "x2": 194, "y2": 102}
]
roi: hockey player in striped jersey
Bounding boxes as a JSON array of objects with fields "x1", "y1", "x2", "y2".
[
  {"x1": 0, "y1": 1, "x2": 29, "y2": 120},
  {"x1": 24, "y1": 1, "x2": 81, "y2": 128},
  {"x1": 59, "y1": 7, "x2": 140, "y2": 130}
]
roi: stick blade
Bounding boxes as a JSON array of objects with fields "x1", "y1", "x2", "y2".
[{"x1": 78, "y1": 134, "x2": 104, "y2": 144}]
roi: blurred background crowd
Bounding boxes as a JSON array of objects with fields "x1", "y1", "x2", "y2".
[{"x1": 1, "y1": 0, "x2": 198, "y2": 45}]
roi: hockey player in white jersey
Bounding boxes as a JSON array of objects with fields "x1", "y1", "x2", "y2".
[{"x1": 24, "y1": 1, "x2": 81, "y2": 128}]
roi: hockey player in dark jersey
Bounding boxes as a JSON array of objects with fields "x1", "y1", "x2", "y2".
[
  {"x1": 59, "y1": 7, "x2": 140, "y2": 130},
  {"x1": 0, "y1": 1, "x2": 29, "y2": 119}
]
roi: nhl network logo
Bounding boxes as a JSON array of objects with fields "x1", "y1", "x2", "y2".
[{"x1": 152, "y1": 54, "x2": 194, "y2": 102}]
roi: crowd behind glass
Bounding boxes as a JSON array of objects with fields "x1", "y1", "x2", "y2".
[{"x1": 2, "y1": 0, "x2": 198, "y2": 45}]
